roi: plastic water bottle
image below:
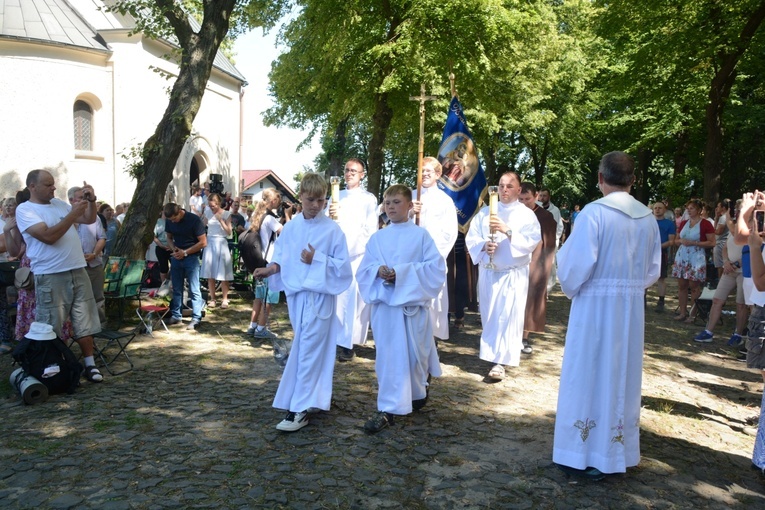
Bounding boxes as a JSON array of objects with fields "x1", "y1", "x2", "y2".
[{"x1": 273, "y1": 338, "x2": 289, "y2": 367}]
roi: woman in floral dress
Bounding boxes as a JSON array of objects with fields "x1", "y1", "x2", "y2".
[{"x1": 671, "y1": 198, "x2": 716, "y2": 321}]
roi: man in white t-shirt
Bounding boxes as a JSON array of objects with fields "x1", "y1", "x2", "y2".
[
  {"x1": 16, "y1": 170, "x2": 104, "y2": 383},
  {"x1": 189, "y1": 186, "x2": 205, "y2": 216}
]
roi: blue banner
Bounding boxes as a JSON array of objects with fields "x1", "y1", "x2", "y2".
[{"x1": 436, "y1": 96, "x2": 487, "y2": 233}]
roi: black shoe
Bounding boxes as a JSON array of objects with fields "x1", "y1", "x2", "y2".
[
  {"x1": 364, "y1": 411, "x2": 393, "y2": 433},
  {"x1": 737, "y1": 352, "x2": 747, "y2": 362},
  {"x1": 337, "y1": 346, "x2": 355, "y2": 362},
  {"x1": 413, "y1": 381, "x2": 430, "y2": 411},
  {"x1": 521, "y1": 341, "x2": 533, "y2": 354},
  {"x1": 186, "y1": 319, "x2": 200, "y2": 331},
  {"x1": 555, "y1": 463, "x2": 606, "y2": 481},
  {"x1": 166, "y1": 317, "x2": 183, "y2": 326},
  {"x1": 655, "y1": 302, "x2": 665, "y2": 313}
]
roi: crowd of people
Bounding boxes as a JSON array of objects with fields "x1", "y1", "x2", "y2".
[{"x1": 2, "y1": 155, "x2": 764, "y2": 483}]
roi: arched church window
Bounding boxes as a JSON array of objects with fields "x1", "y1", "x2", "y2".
[{"x1": 73, "y1": 100, "x2": 93, "y2": 151}]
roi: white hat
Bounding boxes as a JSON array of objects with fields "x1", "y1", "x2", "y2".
[{"x1": 25, "y1": 322, "x2": 57, "y2": 341}]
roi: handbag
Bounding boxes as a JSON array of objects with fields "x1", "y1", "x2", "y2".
[
  {"x1": 0, "y1": 260, "x2": 20, "y2": 286},
  {"x1": 14, "y1": 267, "x2": 34, "y2": 290}
]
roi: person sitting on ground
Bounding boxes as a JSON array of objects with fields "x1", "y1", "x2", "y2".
[
  {"x1": 652, "y1": 201, "x2": 676, "y2": 313},
  {"x1": 356, "y1": 184, "x2": 445, "y2": 433},
  {"x1": 671, "y1": 198, "x2": 715, "y2": 322},
  {"x1": 246, "y1": 189, "x2": 284, "y2": 339},
  {"x1": 201, "y1": 193, "x2": 233, "y2": 308},
  {"x1": 693, "y1": 205, "x2": 749, "y2": 344},
  {"x1": 253, "y1": 173, "x2": 352, "y2": 432}
]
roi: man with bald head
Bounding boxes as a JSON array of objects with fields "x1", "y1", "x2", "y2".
[{"x1": 16, "y1": 170, "x2": 104, "y2": 382}]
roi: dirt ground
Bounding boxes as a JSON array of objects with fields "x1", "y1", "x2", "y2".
[{"x1": 1, "y1": 278, "x2": 764, "y2": 508}]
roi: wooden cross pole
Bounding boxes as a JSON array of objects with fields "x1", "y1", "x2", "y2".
[{"x1": 410, "y1": 83, "x2": 438, "y2": 225}]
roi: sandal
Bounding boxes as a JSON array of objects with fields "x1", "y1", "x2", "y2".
[
  {"x1": 487, "y1": 364, "x2": 505, "y2": 381},
  {"x1": 684, "y1": 316, "x2": 696, "y2": 324},
  {"x1": 207, "y1": 300, "x2": 216, "y2": 308},
  {"x1": 84, "y1": 365, "x2": 103, "y2": 383},
  {"x1": 453, "y1": 318, "x2": 464, "y2": 330},
  {"x1": 220, "y1": 300, "x2": 229, "y2": 309},
  {"x1": 673, "y1": 314, "x2": 688, "y2": 321}
]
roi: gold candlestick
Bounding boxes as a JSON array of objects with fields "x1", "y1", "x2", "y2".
[
  {"x1": 486, "y1": 186, "x2": 499, "y2": 269},
  {"x1": 330, "y1": 176, "x2": 340, "y2": 220}
]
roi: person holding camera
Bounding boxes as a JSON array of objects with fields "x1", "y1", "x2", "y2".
[
  {"x1": 15, "y1": 170, "x2": 104, "y2": 382},
  {"x1": 671, "y1": 198, "x2": 716, "y2": 322},
  {"x1": 737, "y1": 190, "x2": 765, "y2": 473}
]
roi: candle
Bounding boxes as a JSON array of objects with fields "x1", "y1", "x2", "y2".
[
  {"x1": 330, "y1": 176, "x2": 340, "y2": 219},
  {"x1": 488, "y1": 186, "x2": 498, "y2": 215}
]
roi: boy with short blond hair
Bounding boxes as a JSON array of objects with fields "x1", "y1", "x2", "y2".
[
  {"x1": 357, "y1": 184, "x2": 445, "y2": 433},
  {"x1": 254, "y1": 173, "x2": 352, "y2": 432}
]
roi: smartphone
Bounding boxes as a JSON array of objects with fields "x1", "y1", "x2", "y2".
[{"x1": 756, "y1": 210, "x2": 765, "y2": 234}]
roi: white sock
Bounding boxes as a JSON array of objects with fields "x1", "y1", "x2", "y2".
[
  {"x1": 249, "y1": 322, "x2": 257, "y2": 329},
  {"x1": 84, "y1": 356, "x2": 96, "y2": 367},
  {"x1": 256, "y1": 325, "x2": 265, "y2": 332}
]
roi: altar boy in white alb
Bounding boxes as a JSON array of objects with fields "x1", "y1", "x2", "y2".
[
  {"x1": 466, "y1": 171, "x2": 541, "y2": 381},
  {"x1": 357, "y1": 185, "x2": 445, "y2": 433},
  {"x1": 254, "y1": 173, "x2": 352, "y2": 432},
  {"x1": 553, "y1": 151, "x2": 660, "y2": 480}
]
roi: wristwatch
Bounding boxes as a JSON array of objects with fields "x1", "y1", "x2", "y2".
[
  {"x1": 183, "y1": 250, "x2": 188, "y2": 257},
  {"x1": 505, "y1": 229, "x2": 513, "y2": 237}
]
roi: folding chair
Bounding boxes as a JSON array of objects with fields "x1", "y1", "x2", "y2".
[
  {"x1": 103, "y1": 256, "x2": 127, "y2": 296},
  {"x1": 104, "y1": 259, "x2": 145, "y2": 323},
  {"x1": 94, "y1": 259, "x2": 146, "y2": 375},
  {"x1": 136, "y1": 302, "x2": 170, "y2": 337}
]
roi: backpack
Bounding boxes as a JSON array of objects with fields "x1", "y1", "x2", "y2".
[
  {"x1": 12, "y1": 337, "x2": 83, "y2": 395},
  {"x1": 238, "y1": 211, "x2": 278, "y2": 272}
]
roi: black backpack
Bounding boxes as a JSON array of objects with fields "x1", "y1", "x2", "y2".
[
  {"x1": 238, "y1": 212, "x2": 278, "y2": 272},
  {"x1": 12, "y1": 337, "x2": 83, "y2": 395}
]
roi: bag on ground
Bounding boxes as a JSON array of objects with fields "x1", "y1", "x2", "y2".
[{"x1": 12, "y1": 322, "x2": 83, "y2": 395}]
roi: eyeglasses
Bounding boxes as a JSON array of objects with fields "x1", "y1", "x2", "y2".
[{"x1": 344, "y1": 168, "x2": 362, "y2": 175}]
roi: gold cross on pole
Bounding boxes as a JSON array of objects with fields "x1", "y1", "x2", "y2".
[{"x1": 409, "y1": 83, "x2": 438, "y2": 225}]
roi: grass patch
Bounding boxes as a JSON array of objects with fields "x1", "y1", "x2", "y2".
[{"x1": 93, "y1": 419, "x2": 119, "y2": 432}]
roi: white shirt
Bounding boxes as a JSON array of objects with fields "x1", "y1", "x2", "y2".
[{"x1": 16, "y1": 198, "x2": 86, "y2": 274}]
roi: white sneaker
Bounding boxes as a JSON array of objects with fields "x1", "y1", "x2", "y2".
[{"x1": 276, "y1": 411, "x2": 308, "y2": 432}]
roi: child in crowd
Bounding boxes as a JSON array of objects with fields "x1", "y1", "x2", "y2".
[
  {"x1": 253, "y1": 173, "x2": 352, "y2": 432},
  {"x1": 356, "y1": 185, "x2": 445, "y2": 433}
]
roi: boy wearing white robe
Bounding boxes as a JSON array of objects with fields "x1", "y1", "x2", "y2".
[
  {"x1": 327, "y1": 158, "x2": 379, "y2": 361},
  {"x1": 357, "y1": 185, "x2": 445, "y2": 433},
  {"x1": 466, "y1": 172, "x2": 541, "y2": 380},
  {"x1": 254, "y1": 173, "x2": 353, "y2": 432},
  {"x1": 553, "y1": 152, "x2": 661, "y2": 479},
  {"x1": 410, "y1": 157, "x2": 458, "y2": 340}
]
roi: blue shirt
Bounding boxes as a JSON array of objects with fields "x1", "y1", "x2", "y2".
[
  {"x1": 165, "y1": 210, "x2": 205, "y2": 254},
  {"x1": 656, "y1": 218, "x2": 676, "y2": 246}
]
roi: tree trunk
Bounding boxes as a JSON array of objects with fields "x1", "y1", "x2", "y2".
[
  {"x1": 636, "y1": 147, "x2": 652, "y2": 204},
  {"x1": 112, "y1": 1, "x2": 236, "y2": 260},
  {"x1": 673, "y1": 128, "x2": 689, "y2": 177},
  {"x1": 328, "y1": 117, "x2": 348, "y2": 177},
  {"x1": 367, "y1": 93, "x2": 393, "y2": 197},
  {"x1": 703, "y1": 0, "x2": 765, "y2": 205}
]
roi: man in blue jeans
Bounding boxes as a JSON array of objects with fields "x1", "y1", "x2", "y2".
[{"x1": 163, "y1": 203, "x2": 207, "y2": 330}]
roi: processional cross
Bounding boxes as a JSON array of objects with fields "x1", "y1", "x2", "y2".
[{"x1": 409, "y1": 83, "x2": 438, "y2": 225}]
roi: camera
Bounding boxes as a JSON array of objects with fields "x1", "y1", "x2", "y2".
[
  {"x1": 756, "y1": 209, "x2": 765, "y2": 234},
  {"x1": 209, "y1": 173, "x2": 224, "y2": 195}
]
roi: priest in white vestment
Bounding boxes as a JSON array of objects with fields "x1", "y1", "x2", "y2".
[
  {"x1": 327, "y1": 158, "x2": 379, "y2": 361},
  {"x1": 357, "y1": 185, "x2": 445, "y2": 433},
  {"x1": 254, "y1": 173, "x2": 353, "y2": 432},
  {"x1": 466, "y1": 172, "x2": 541, "y2": 380},
  {"x1": 410, "y1": 157, "x2": 458, "y2": 340},
  {"x1": 553, "y1": 152, "x2": 661, "y2": 478}
]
